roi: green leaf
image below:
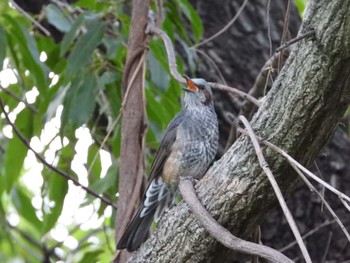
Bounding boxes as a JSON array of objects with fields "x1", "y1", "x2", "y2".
[
  {"x1": 46, "y1": 4, "x2": 72, "y2": 32},
  {"x1": 87, "y1": 144, "x2": 102, "y2": 181},
  {"x1": 177, "y1": 0, "x2": 203, "y2": 43},
  {"x1": 89, "y1": 168, "x2": 116, "y2": 195},
  {"x1": 79, "y1": 249, "x2": 104, "y2": 263},
  {"x1": 4, "y1": 109, "x2": 33, "y2": 193},
  {"x1": 60, "y1": 13, "x2": 85, "y2": 56},
  {"x1": 11, "y1": 186, "x2": 42, "y2": 231},
  {"x1": 3, "y1": 15, "x2": 48, "y2": 93},
  {"x1": 148, "y1": 51, "x2": 170, "y2": 91},
  {"x1": 66, "y1": 21, "x2": 106, "y2": 78},
  {"x1": 294, "y1": 0, "x2": 309, "y2": 15},
  {"x1": 0, "y1": 24, "x2": 7, "y2": 69},
  {"x1": 43, "y1": 146, "x2": 71, "y2": 233},
  {"x1": 61, "y1": 73, "x2": 97, "y2": 130}
]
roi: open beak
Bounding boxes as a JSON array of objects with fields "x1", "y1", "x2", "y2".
[{"x1": 183, "y1": 75, "x2": 198, "y2": 92}]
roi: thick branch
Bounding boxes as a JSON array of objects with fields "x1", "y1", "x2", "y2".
[
  {"x1": 179, "y1": 179, "x2": 293, "y2": 263},
  {"x1": 115, "y1": 1, "x2": 150, "y2": 262},
  {"x1": 129, "y1": 0, "x2": 350, "y2": 262}
]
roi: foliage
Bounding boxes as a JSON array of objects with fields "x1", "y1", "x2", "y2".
[{"x1": 0, "y1": 0, "x2": 203, "y2": 261}]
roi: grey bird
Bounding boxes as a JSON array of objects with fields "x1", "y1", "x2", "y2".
[{"x1": 117, "y1": 76, "x2": 219, "y2": 252}]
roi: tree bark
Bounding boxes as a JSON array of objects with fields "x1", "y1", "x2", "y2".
[
  {"x1": 115, "y1": 1, "x2": 150, "y2": 262},
  {"x1": 128, "y1": 0, "x2": 350, "y2": 262}
]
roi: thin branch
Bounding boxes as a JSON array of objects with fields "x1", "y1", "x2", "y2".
[
  {"x1": 146, "y1": 23, "x2": 258, "y2": 105},
  {"x1": 87, "y1": 51, "x2": 147, "y2": 176},
  {"x1": 236, "y1": 127, "x2": 350, "y2": 204},
  {"x1": 0, "y1": 96, "x2": 118, "y2": 210},
  {"x1": 321, "y1": 231, "x2": 333, "y2": 263},
  {"x1": 191, "y1": 0, "x2": 249, "y2": 49},
  {"x1": 290, "y1": 162, "x2": 350, "y2": 242},
  {"x1": 279, "y1": 220, "x2": 336, "y2": 252},
  {"x1": 190, "y1": 47, "x2": 227, "y2": 85},
  {"x1": 179, "y1": 179, "x2": 293, "y2": 263},
  {"x1": 239, "y1": 116, "x2": 312, "y2": 263},
  {"x1": 340, "y1": 198, "x2": 350, "y2": 212},
  {"x1": 209, "y1": 82, "x2": 261, "y2": 106},
  {"x1": 267, "y1": 0, "x2": 273, "y2": 57},
  {"x1": 278, "y1": 0, "x2": 292, "y2": 71},
  {"x1": 146, "y1": 24, "x2": 184, "y2": 83},
  {"x1": 237, "y1": 127, "x2": 350, "y2": 242},
  {"x1": 0, "y1": 84, "x2": 38, "y2": 114},
  {"x1": 9, "y1": 0, "x2": 51, "y2": 37},
  {"x1": 276, "y1": 30, "x2": 315, "y2": 53}
]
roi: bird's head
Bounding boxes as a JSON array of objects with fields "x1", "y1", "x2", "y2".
[{"x1": 182, "y1": 75, "x2": 214, "y2": 109}]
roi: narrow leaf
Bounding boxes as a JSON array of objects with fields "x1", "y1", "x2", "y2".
[
  {"x1": 46, "y1": 4, "x2": 72, "y2": 32},
  {"x1": 4, "y1": 109, "x2": 33, "y2": 192},
  {"x1": 66, "y1": 21, "x2": 106, "y2": 78},
  {"x1": 60, "y1": 13, "x2": 85, "y2": 56},
  {"x1": 11, "y1": 186, "x2": 42, "y2": 231},
  {"x1": 0, "y1": 24, "x2": 7, "y2": 69}
]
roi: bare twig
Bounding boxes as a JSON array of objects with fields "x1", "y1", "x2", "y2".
[
  {"x1": 267, "y1": 0, "x2": 273, "y2": 57},
  {"x1": 239, "y1": 116, "x2": 312, "y2": 263},
  {"x1": 321, "y1": 231, "x2": 333, "y2": 263},
  {"x1": 0, "y1": 84, "x2": 38, "y2": 114},
  {"x1": 278, "y1": 0, "x2": 292, "y2": 71},
  {"x1": 290, "y1": 162, "x2": 350, "y2": 242},
  {"x1": 237, "y1": 127, "x2": 350, "y2": 242},
  {"x1": 87, "y1": 51, "x2": 147, "y2": 176},
  {"x1": 276, "y1": 30, "x2": 315, "y2": 53},
  {"x1": 209, "y1": 82, "x2": 260, "y2": 106},
  {"x1": 179, "y1": 179, "x2": 293, "y2": 263},
  {"x1": 279, "y1": 220, "x2": 336, "y2": 252},
  {"x1": 191, "y1": 0, "x2": 249, "y2": 49},
  {"x1": 0, "y1": 96, "x2": 118, "y2": 210},
  {"x1": 9, "y1": 0, "x2": 51, "y2": 36},
  {"x1": 340, "y1": 198, "x2": 350, "y2": 212},
  {"x1": 146, "y1": 24, "x2": 184, "y2": 83},
  {"x1": 236, "y1": 130, "x2": 350, "y2": 204},
  {"x1": 190, "y1": 47, "x2": 227, "y2": 85},
  {"x1": 146, "y1": 23, "x2": 258, "y2": 106}
]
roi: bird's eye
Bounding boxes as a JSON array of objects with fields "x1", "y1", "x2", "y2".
[{"x1": 197, "y1": 84, "x2": 205, "y2": 90}]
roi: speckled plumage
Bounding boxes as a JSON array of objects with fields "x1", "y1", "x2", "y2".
[{"x1": 117, "y1": 78, "x2": 218, "y2": 252}]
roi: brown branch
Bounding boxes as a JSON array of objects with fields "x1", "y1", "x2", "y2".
[
  {"x1": 145, "y1": 23, "x2": 259, "y2": 106},
  {"x1": 209, "y1": 82, "x2": 261, "y2": 107},
  {"x1": 115, "y1": 1, "x2": 150, "y2": 262},
  {"x1": 0, "y1": 96, "x2": 118, "y2": 210},
  {"x1": 279, "y1": 220, "x2": 336, "y2": 252},
  {"x1": 236, "y1": 127, "x2": 350, "y2": 204},
  {"x1": 239, "y1": 116, "x2": 312, "y2": 263},
  {"x1": 191, "y1": 0, "x2": 249, "y2": 49},
  {"x1": 237, "y1": 127, "x2": 350, "y2": 242},
  {"x1": 290, "y1": 162, "x2": 350, "y2": 242},
  {"x1": 10, "y1": 0, "x2": 51, "y2": 36},
  {"x1": 146, "y1": 23, "x2": 184, "y2": 83},
  {"x1": 321, "y1": 231, "x2": 333, "y2": 263},
  {"x1": 0, "y1": 84, "x2": 38, "y2": 114},
  {"x1": 276, "y1": 29, "x2": 316, "y2": 53},
  {"x1": 178, "y1": 179, "x2": 293, "y2": 263}
]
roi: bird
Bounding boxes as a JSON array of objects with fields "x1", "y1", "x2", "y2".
[{"x1": 117, "y1": 76, "x2": 219, "y2": 252}]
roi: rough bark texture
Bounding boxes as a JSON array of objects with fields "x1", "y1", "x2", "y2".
[
  {"x1": 128, "y1": 0, "x2": 350, "y2": 262},
  {"x1": 115, "y1": 1, "x2": 150, "y2": 262}
]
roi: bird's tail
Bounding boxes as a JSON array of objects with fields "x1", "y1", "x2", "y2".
[{"x1": 117, "y1": 177, "x2": 173, "y2": 252}]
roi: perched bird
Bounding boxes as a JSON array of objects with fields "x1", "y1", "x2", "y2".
[{"x1": 117, "y1": 76, "x2": 219, "y2": 252}]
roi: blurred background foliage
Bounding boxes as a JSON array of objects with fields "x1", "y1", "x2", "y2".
[{"x1": 0, "y1": 0, "x2": 309, "y2": 262}]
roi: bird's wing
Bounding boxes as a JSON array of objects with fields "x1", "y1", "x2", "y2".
[{"x1": 146, "y1": 110, "x2": 186, "y2": 186}]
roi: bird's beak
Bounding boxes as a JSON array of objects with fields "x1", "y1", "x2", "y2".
[{"x1": 183, "y1": 75, "x2": 198, "y2": 92}]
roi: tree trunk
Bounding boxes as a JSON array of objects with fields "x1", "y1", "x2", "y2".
[
  {"x1": 115, "y1": 1, "x2": 150, "y2": 262},
  {"x1": 128, "y1": 0, "x2": 350, "y2": 262}
]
